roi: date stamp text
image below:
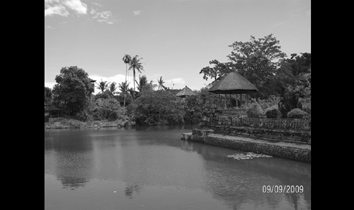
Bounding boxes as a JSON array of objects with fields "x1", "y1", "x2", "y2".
[{"x1": 262, "y1": 185, "x2": 304, "y2": 193}]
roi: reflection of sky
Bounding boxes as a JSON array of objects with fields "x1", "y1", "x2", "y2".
[
  {"x1": 45, "y1": 127, "x2": 311, "y2": 210},
  {"x1": 181, "y1": 140, "x2": 311, "y2": 210}
]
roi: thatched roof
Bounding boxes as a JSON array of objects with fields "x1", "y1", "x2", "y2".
[
  {"x1": 176, "y1": 86, "x2": 197, "y2": 97},
  {"x1": 208, "y1": 71, "x2": 258, "y2": 94}
]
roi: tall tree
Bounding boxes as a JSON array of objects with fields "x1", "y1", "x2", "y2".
[
  {"x1": 118, "y1": 81, "x2": 130, "y2": 106},
  {"x1": 199, "y1": 60, "x2": 234, "y2": 82},
  {"x1": 128, "y1": 55, "x2": 144, "y2": 98},
  {"x1": 96, "y1": 79, "x2": 110, "y2": 93},
  {"x1": 136, "y1": 75, "x2": 156, "y2": 93},
  {"x1": 136, "y1": 75, "x2": 148, "y2": 92},
  {"x1": 122, "y1": 54, "x2": 132, "y2": 81},
  {"x1": 157, "y1": 76, "x2": 167, "y2": 90},
  {"x1": 122, "y1": 54, "x2": 132, "y2": 106},
  {"x1": 52, "y1": 66, "x2": 93, "y2": 115},
  {"x1": 227, "y1": 34, "x2": 287, "y2": 98},
  {"x1": 45, "y1": 87, "x2": 52, "y2": 104},
  {"x1": 109, "y1": 82, "x2": 118, "y2": 96}
]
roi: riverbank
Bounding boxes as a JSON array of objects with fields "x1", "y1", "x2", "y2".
[
  {"x1": 45, "y1": 117, "x2": 131, "y2": 129},
  {"x1": 181, "y1": 129, "x2": 311, "y2": 163}
]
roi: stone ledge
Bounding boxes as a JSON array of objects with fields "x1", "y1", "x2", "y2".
[{"x1": 181, "y1": 131, "x2": 311, "y2": 163}]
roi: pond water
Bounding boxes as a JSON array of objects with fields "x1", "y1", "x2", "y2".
[{"x1": 45, "y1": 125, "x2": 311, "y2": 210}]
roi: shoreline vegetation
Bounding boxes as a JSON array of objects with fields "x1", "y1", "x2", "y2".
[
  {"x1": 45, "y1": 117, "x2": 132, "y2": 129},
  {"x1": 45, "y1": 35, "x2": 311, "y2": 129}
]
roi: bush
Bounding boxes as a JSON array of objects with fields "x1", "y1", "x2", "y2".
[
  {"x1": 264, "y1": 105, "x2": 281, "y2": 118},
  {"x1": 287, "y1": 108, "x2": 309, "y2": 119},
  {"x1": 256, "y1": 95, "x2": 281, "y2": 111},
  {"x1": 75, "y1": 109, "x2": 93, "y2": 122},
  {"x1": 246, "y1": 102, "x2": 264, "y2": 118},
  {"x1": 130, "y1": 90, "x2": 185, "y2": 125},
  {"x1": 86, "y1": 97, "x2": 128, "y2": 121},
  {"x1": 299, "y1": 97, "x2": 311, "y2": 115}
]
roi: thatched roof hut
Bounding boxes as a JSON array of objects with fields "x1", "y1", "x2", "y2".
[
  {"x1": 208, "y1": 71, "x2": 258, "y2": 108},
  {"x1": 176, "y1": 86, "x2": 197, "y2": 97},
  {"x1": 208, "y1": 71, "x2": 258, "y2": 94}
]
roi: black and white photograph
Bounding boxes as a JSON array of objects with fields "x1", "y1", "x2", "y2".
[{"x1": 45, "y1": 0, "x2": 311, "y2": 209}]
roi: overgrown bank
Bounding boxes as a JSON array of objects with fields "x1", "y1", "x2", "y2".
[{"x1": 45, "y1": 117, "x2": 130, "y2": 129}]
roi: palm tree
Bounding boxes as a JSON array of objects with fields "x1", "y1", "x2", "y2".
[
  {"x1": 122, "y1": 54, "x2": 132, "y2": 105},
  {"x1": 128, "y1": 55, "x2": 144, "y2": 98},
  {"x1": 122, "y1": 54, "x2": 132, "y2": 82},
  {"x1": 136, "y1": 75, "x2": 148, "y2": 92},
  {"x1": 157, "y1": 76, "x2": 167, "y2": 90},
  {"x1": 96, "y1": 79, "x2": 110, "y2": 93},
  {"x1": 109, "y1": 82, "x2": 117, "y2": 96},
  {"x1": 128, "y1": 88, "x2": 136, "y2": 100},
  {"x1": 118, "y1": 81, "x2": 129, "y2": 106}
]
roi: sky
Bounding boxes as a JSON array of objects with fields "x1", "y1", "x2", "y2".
[{"x1": 45, "y1": 0, "x2": 311, "y2": 93}]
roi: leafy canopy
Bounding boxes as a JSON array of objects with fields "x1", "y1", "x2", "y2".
[{"x1": 52, "y1": 66, "x2": 94, "y2": 115}]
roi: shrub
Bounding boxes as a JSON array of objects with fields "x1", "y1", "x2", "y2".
[
  {"x1": 287, "y1": 108, "x2": 309, "y2": 119},
  {"x1": 130, "y1": 90, "x2": 185, "y2": 125},
  {"x1": 256, "y1": 95, "x2": 281, "y2": 111},
  {"x1": 75, "y1": 109, "x2": 93, "y2": 122},
  {"x1": 264, "y1": 105, "x2": 281, "y2": 118},
  {"x1": 246, "y1": 102, "x2": 264, "y2": 118},
  {"x1": 299, "y1": 97, "x2": 311, "y2": 115}
]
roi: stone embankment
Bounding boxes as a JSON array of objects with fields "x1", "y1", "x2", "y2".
[{"x1": 181, "y1": 129, "x2": 311, "y2": 163}]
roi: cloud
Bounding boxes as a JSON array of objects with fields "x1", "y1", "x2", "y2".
[
  {"x1": 92, "y1": 11, "x2": 117, "y2": 24},
  {"x1": 45, "y1": 5, "x2": 69, "y2": 17},
  {"x1": 45, "y1": 0, "x2": 87, "y2": 17},
  {"x1": 92, "y1": 2, "x2": 103, "y2": 7},
  {"x1": 62, "y1": 0, "x2": 87, "y2": 15},
  {"x1": 46, "y1": 25, "x2": 55, "y2": 29},
  {"x1": 133, "y1": 10, "x2": 141, "y2": 16}
]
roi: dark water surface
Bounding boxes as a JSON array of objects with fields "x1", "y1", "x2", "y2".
[{"x1": 45, "y1": 125, "x2": 311, "y2": 210}]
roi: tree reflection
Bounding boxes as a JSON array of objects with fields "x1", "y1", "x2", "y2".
[
  {"x1": 58, "y1": 176, "x2": 89, "y2": 190},
  {"x1": 124, "y1": 183, "x2": 141, "y2": 199},
  {"x1": 45, "y1": 131, "x2": 94, "y2": 190}
]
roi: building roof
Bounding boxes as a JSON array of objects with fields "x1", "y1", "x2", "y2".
[
  {"x1": 208, "y1": 71, "x2": 258, "y2": 94},
  {"x1": 176, "y1": 86, "x2": 197, "y2": 97}
]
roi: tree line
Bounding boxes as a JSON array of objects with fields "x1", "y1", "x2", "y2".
[{"x1": 45, "y1": 34, "x2": 311, "y2": 124}]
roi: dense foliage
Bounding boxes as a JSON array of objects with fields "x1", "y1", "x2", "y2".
[
  {"x1": 128, "y1": 90, "x2": 184, "y2": 125},
  {"x1": 246, "y1": 102, "x2": 264, "y2": 118},
  {"x1": 45, "y1": 87, "x2": 52, "y2": 104},
  {"x1": 52, "y1": 66, "x2": 94, "y2": 116},
  {"x1": 200, "y1": 34, "x2": 311, "y2": 118},
  {"x1": 47, "y1": 35, "x2": 310, "y2": 125},
  {"x1": 183, "y1": 88, "x2": 225, "y2": 123}
]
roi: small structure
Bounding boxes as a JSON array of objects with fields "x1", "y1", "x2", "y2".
[
  {"x1": 176, "y1": 86, "x2": 197, "y2": 98},
  {"x1": 208, "y1": 71, "x2": 258, "y2": 109}
]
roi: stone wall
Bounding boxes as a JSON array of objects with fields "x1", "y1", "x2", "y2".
[{"x1": 204, "y1": 135, "x2": 311, "y2": 163}]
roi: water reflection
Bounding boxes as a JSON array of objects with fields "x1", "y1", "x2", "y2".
[
  {"x1": 45, "y1": 127, "x2": 311, "y2": 210},
  {"x1": 124, "y1": 183, "x2": 142, "y2": 199},
  {"x1": 45, "y1": 130, "x2": 94, "y2": 190},
  {"x1": 179, "y1": 140, "x2": 311, "y2": 210}
]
